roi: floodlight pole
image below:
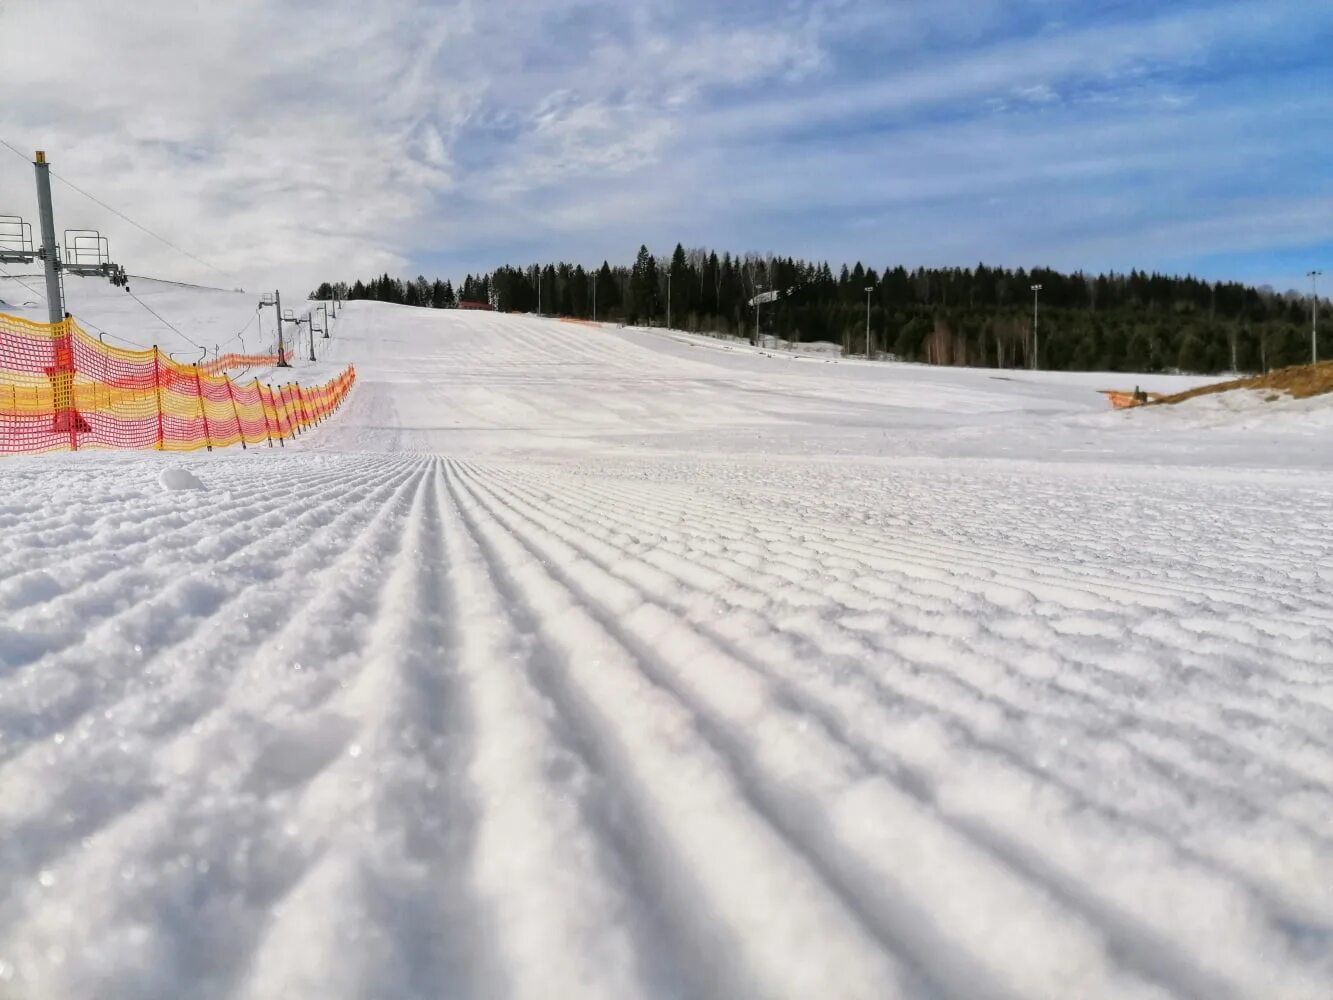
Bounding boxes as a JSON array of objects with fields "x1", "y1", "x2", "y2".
[
  {"x1": 1310, "y1": 270, "x2": 1322, "y2": 365},
  {"x1": 864, "y1": 285, "x2": 873, "y2": 359},
  {"x1": 592, "y1": 271, "x2": 597, "y2": 323},
  {"x1": 537, "y1": 269, "x2": 542, "y2": 315},
  {"x1": 1031, "y1": 283, "x2": 1043, "y2": 370},
  {"x1": 754, "y1": 288, "x2": 762, "y2": 347},
  {"x1": 667, "y1": 270, "x2": 672, "y2": 330}
]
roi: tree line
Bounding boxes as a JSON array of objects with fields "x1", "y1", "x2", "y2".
[{"x1": 312, "y1": 245, "x2": 1327, "y2": 374}]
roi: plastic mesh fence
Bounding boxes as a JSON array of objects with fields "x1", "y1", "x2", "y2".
[{"x1": 0, "y1": 312, "x2": 355, "y2": 454}]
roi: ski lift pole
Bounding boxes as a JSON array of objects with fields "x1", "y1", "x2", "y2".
[
  {"x1": 274, "y1": 290, "x2": 289, "y2": 365},
  {"x1": 33, "y1": 152, "x2": 64, "y2": 324},
  {"x1": 3, "y1": 151, "x2": 129, "y2": 315}
]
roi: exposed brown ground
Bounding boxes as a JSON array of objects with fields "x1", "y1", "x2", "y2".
[{"x1": 1153, "y1": 361, "x2": 1333, "y2": 405}]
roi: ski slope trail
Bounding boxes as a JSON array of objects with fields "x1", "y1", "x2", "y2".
[{"x1": 1, "y1": 303, "x2": 1331, "y2": 999}]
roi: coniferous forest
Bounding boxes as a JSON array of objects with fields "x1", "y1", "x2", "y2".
[{"x1": 313, "y1": 244, "x2": 1327, "y2": 374}]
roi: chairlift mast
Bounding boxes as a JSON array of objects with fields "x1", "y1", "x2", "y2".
[
  {"x1": 0, "y1": 151, "x2": 130, "y2": 324},
  {"x1": 258, "y1": 291, "x2": 293, "y2": 366}
]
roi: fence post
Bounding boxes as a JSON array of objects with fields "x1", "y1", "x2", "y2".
[
  {"x1": 267, "y1": 384, "x2": 284, "y2": 446},
  {"x1": 98, "y1": 328, "x2": 110, "y2": 447},
  {"x1": 285, "y1": 384, "x2": 300, "y2": 436},
  {"x1": 277, "y1": 384, "x2": 290, "y2": 437},
  {"x1": 284, "y1": 384, "x2": 294, "y2": 437},
  {"x1": 294, "y1": 385, "x2": 304, "y2": 430},
  {"x1": 275, "y1": 383, "x2": 287, "y2": 439},
  {"x1": 224, "y1": 374, "x2": 245, "y2": 449},
  {"x1": 153, "y1": 344, "x2": 164, "y2": 450},
  {"x1": 194, "y1": 365, "x2": 213, "y2": 452},
  {"x1": 52, "y1": 319, "x2": 78, "y2": 452},
  {"x1": 256, "y1": 378, "x2": 273, "y2": 447}
]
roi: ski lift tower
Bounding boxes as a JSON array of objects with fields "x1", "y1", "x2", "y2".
[
  {"x1": 0, "y1": 151, "x2": 130, "y2": 324},
  {"x1": 257, "y1": 291, "x2": 293, "y2": 366}
]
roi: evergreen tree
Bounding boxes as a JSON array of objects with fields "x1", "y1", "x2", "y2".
[
  {"x1": 629, "y1": 245, "x2": 658, "y2": 324},
  {"x1": 668, "y1": 243, "x2": 688, "y2": 327},
  {"x1": 317, "y1": 250, "x2": 1320, "y2": 373}
]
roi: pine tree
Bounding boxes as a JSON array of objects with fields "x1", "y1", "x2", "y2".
[
  {"x1": 630, "y1": 245, "x2": 658, "y2": 324},
  {"x1": 668, "y1": 243, "x2": 687, "y2": 328},
  {"x1": 318, "y1": 251, "x2": 1316, "y2": 372}
]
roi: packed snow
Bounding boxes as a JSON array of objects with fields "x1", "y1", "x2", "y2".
[{"x1": 1, "y1": 280, "x2": 1330, "y2": 1000}]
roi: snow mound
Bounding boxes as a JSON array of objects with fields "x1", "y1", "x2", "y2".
[
  {"x1": 1136, "y1": 387, "x2": 1333, "y2": 432},
  {"x1": 159, "y1": 467, "x2": 206, "y2": 491}
]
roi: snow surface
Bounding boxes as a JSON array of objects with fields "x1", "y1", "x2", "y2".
[
  {"x1": 158, "y1": 466, "x2": 207, "y2": 491},
  {"x1": 1, "y1": 286, "x2": 1331, "y2": 1000}
]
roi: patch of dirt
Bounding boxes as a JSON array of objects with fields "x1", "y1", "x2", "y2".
[{"x1": 1154, "y1": 361, "x2": 1333, "y2": 405}]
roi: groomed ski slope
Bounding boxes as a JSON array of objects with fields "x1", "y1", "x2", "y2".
[{"x1": 1, "y1": 299, "x2": 1331, "y2": 1000}]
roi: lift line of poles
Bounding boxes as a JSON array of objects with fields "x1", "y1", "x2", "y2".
[{"x1": 1, "y1": 148, "x2": 348, "y2": 368}]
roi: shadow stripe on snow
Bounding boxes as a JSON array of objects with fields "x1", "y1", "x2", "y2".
[
  {"x1": 468, "y1": 464, "x2": 1333, "y2": 924},
  {"x1": 237, "y1": 459, "x2": 498, "y2": 1000},
  {"x1": 468, "y1": 463, "x2": 1333, "y2": 818},
  {"x1": 506, "y1": 468, "x2": 1333, "y2": 759},
  {"x1": 0, "y1": 454, "x2": 421, "y2": 662},
  {"x1": 0, "y1": 455, "x2": 417, "y2": 583},
  {"x1": 459, "y1": 462, "x2": 1276, "y2": 1000},
  {"x1": 436, "y1": 460, "x2": 682, "y2": 1000},
  {"x1": 0, "y1": 458, "x2": 427, "y2": 762},
  {"x1": 550, "y1": 468, "x2": 1330, "y2": 620},
  {"x1": 449, "y1": 461, "x2": 1178, "y2": 1000},
  {"x1": 0, "y1": 460, "x2": 436, "y2": 984},
  {"x1": 441, "y1": 460, "x2": 919, "y2": 1000}
]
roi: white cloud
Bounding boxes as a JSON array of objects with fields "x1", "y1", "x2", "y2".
[
  {"x1": 0, "y1": 0, "x2": 1327, "y2": 297},
  {"x1": 697, "y1": 0, "x2": 1311, "y2": 138},
  {"x1": 0, "y1": 0, "x2": 825, "y2": 293},
  {"x1": 1, "y1": 0, "x2": 464, "y2": 294}
]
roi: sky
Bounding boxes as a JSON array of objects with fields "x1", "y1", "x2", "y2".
[{"x1": 1, "y1": 0, "x2": 1330, "y2": 297}]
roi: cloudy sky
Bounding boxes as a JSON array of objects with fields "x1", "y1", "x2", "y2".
[{"x1": 1, "y1": 0, "x2": 1330, "y2": 295}]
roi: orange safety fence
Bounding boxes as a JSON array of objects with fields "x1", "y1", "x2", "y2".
[
  {"x1": 0, "y1": 312, "x2": 356, "y2": 454},
  {"x1": 1098, "y1": 389, "x2": 1162, "y2": 409},
  {"x1": 200, "y1": 352, "x2": 286, "y2": 376}
]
